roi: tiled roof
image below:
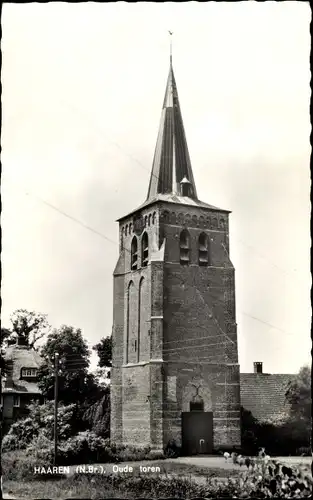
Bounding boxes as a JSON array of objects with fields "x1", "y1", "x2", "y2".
[
  {"x1": 240, "y1": 373, "x2": 297, "y2": 423},
  {"x1": 2, "y1": 345, "x2": 44, "y2": 394}
]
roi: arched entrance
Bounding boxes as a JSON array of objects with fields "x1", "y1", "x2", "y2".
[{"x1": 181, "y1": 380, "x2": 213, "y2": 455}]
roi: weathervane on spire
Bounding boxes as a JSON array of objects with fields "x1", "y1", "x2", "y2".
[{"x1": 168, "y1": 30, "x2": 173, "y2": 65}]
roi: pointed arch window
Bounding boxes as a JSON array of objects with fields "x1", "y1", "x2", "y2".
[
  {"x1": 131, "y1": 236, "x2": 138, "y2": 270},
  {"x1": 180, "y1": 230, "x2": 190, "y2": 265},
  {"x1": 141, "y1": 232, "x2": 149, "y2": 267},
  {"x1": 198, "y1": 232, "x2": 210, "y2": 266}
]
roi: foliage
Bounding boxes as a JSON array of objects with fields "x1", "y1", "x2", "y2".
[
  {"x1": 9, "y1": 309, "x2": 50, "y2": 348},
  {"x1": 1, "y1": 327, "x2": 12, "y2": 375},
  {"x1": 241, "y1": 406, "x2": 311, "y2": 456},
  {"x1": 82, "y1": 385, "x2": 110, "y2": 437},
  {"x1": 25, "y1": 432, "x2": 160, "y2": 466},
  {"x1": 286, "y1": 365, "x2": 311, "y2": 430},
  {"x1": 93, "y1": 335, "x2": 112, "y2": 378},
  {"x1": 2, "y1": 401, "x2": 77, "y2": 452},
  {"x1": 37, "y1": 325, "x2": 103, "y2": 414}
]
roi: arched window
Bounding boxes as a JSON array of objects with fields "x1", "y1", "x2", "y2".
[
  {"x1": 141, "y1": 232, "x2": 149, "y2": 267},
  {"x1": 131, "y1": 236, "x2": 138, "y2": 270},
  {"x1": 152, "y1": 212, "x2": 156, "y2": 224},
  {"x1": 125, "y1": 224, "x2": 128, "y2": 236},
  {"x1": 180, "y1": 230, "x2": 190, "y2": 265},
  {"x1": 198, "y1": 232, "x2": 209, "y2": 267},
  {"x1": 126, "y1": 281, "x2": 135, "y2": 364}
]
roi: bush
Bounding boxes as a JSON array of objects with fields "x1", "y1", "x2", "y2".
[
  {"x1": 2, "y1": 417, "x2": 41, "y2": 451},
  {"x1": 241, "y1": 406, "x2": 310, "y2": 456},
  {"x1": 2, "y1": 402, "x2": 78, "y2": 452},
  {"x1": 26, "y1": 432, "x2": 165, "y2": 466}
]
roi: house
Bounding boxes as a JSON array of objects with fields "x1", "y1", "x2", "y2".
[
  {"x1": 240, "y1": 362, "x2": 296, "y2": 424},
  {"x1": 1, "y1": 337, "x2": 44, "y2": 431}
]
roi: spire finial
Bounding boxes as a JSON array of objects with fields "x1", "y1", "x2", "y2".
[{"x1": 168, "y1": 30, "x2": 173, "y2": 65}]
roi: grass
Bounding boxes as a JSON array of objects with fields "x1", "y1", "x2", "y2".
[
  {"x1": 3, "y1": 473, "x2": 236, "y2": 500},
  {"x1": 3, "y1": 454, "x2": 312, "y2": 499},
  {"x1": 3, "y1": 460, "x2": 241, "y2": 499}
]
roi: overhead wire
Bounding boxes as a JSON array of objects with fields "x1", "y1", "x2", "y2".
[{"x1": 3, "y1": 96, "x2": 300, "y2": 355}]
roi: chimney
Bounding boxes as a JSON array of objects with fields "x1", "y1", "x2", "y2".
[{"x1": 254, "y1": 362, "x2": 263, "y2": 374}]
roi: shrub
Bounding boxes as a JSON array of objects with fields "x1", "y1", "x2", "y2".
[
  {"x1": 241, "y1": 406, "x2": 310, "y2": 456},
  {"x1": 2, "y1": 417, "x2": 41, "y2": 451},
  {"x1": 2, "y1": 402, "x2": 78, "y2": 452},
  {"x1": 238, "y1": 458, "x2": 313, "y2": 498}
]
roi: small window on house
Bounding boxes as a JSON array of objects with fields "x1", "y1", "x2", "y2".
[
  {"x1": 152, "y1": 212, "x2": 156, "y2": 224},
  {"x1": 125, "y1": 225, "x2": 128, "y2": 236},
  {"x1": 144, "y1": 216, "x2": 148, "y2": 227},
  {"x1": 21, "y1": 368, "x2": 38, "y2": 377},
  {"x1": 148, "y1": 214, "x2": 152, "y2": 226},
  {"x1": 198, "y1": 232, "x2": 210, "y2": 267},
  {"x1": 141, "y1": 232, "x2": 149, "y2": 267},
  {"x1": 190, "y1": 400, "x2": 204, "y2": 412},
  {"x1": 131, "y1": 236, "x2": 138, "y2": 270},
  {"x1": 180, "y1": 230, "x2": 190, "y2": 265},
  {"x1": 13, "y1": 395, "x2": 20, "y2": 407}
]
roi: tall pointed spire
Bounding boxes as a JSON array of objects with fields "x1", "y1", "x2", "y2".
[{"x1": 147, "y1": 35, "x2": 198, "y2": 201}]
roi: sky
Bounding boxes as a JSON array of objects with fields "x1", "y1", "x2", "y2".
[{"x1": 1, "y1": 2, "x2": 311, "y2": 374}]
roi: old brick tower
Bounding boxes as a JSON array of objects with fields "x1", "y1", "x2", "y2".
[{"x1": 111, "y1": 53, "x2": 241, "y2": 454}]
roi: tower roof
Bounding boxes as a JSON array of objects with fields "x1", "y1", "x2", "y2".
[{"x1": 147, "y1": 58, "x2": 198, "y2": 201}]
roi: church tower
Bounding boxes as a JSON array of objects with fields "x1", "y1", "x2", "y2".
[{"x1": 111, "y1": 51, "x2": 241, "y2": 454}]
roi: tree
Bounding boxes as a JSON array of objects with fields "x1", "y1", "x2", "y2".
[
  {"x1": 38, "y1": 325, "x2": 104, "y2": 417},
  {"x1": 82, "y1": 385, "x2": 110, "y2": 438},
  {"x1": 285, "y1": 365, "x2": 311, "y2": 449},
  {"x1": 1, "y1": 328, "x2": 12, "y2": 375},
  {"x1": 8, "y1": 309, "x2": 50, "y2": 349},
  {"x1": 93, "y1": 335, "x2": 112, "y2": 378},
  {"x1": 285, "y1": 365, "x2": 311, "y2": 423}
]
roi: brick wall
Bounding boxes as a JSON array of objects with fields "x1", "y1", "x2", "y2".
[
  {"x1": 122, "y1": 364, "x2": 151, "y2": 446},
  {"x1": 111, "y1": 201, "x2": 241, "y2": 451}
]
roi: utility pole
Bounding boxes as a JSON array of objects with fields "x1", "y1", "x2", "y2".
[{"x1": 53, "y1": 352, "x2": 59, "y2": 466}]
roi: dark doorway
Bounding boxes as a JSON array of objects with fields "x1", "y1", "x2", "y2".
[
  {"x1": 190, "y1": 400, "x2": 204, "y2": 412},
  {"x1": 182, "y1": 412, "x2": 213, "y2": 455}
]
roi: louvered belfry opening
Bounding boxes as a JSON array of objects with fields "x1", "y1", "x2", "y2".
[
  {"x1": 198, "y1": 232, "x2": 209, "y2": 267},
  {"x1": 141, "y1": 232, "x2": 149, "y2": 267},
  {"x1": 131, "y1": 236, "x2": 138, "y2": 270},
  {"x1": 180, "y1": 230, "x2": 190, "y2": 265}
]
